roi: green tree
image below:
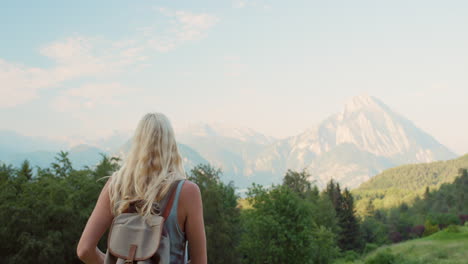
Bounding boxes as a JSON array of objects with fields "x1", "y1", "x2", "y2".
[
  {"x1": 282, "y1": 169, "x2": 313, "y2": 198},
  {"x1": 51, "y1": 151, "x2": 73, "y2": 178},
  {"x1": 90, "y1": 154, "x2": 120, "y2": 181},
  {"x1": 17, "y1": 160, "x2": 33, "y2": 181},
  {"x1": 310, "y1": 225, "x2": 339, "y2": 264},
  {"x1": 0, "y1": 152, "x2": 119, "y2": 263},
  {"x1": 324, "y1": 180, "x2": 361, "y2": 251},
  {"x1": 0, "y1": 163, "x2": 14, "y2": 185},
  {"x1": 360, "y1": 217, "x2": 389, "y2": 245},
  {"x1": 189, "y1": 164, "x2": 241, "y2": 264},
  {"x1": 362, "y1": 199, "x2": 375, "y2": 218},
  {"x1": 313, "y1": 193, "x2": 340, "y2": 234},
  {"x1": 339, "y1": 188, "x2": 361, "y2": 250},
  {"x1": 240, "y1": 184, "x2": 317, "y2": 264}
]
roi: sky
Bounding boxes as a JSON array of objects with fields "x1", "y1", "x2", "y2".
[{"x1": 1, "y1": 0, "x2": 467, "y2": 154}]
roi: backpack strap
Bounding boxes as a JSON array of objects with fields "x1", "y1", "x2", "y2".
[
  {"x1": 123, "y1": 180, "x2": 183, "y2": 216},
  {"x1": 162, "y1": 180, "x2": 182, "y2": 219}
]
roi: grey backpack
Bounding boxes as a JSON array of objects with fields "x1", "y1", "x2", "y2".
[{"x1": 104, "y1": 180, "x2": 181, "y2": 264}]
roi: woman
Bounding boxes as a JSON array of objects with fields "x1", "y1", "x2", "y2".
[{"x1": 77, "y1": 113, "x2": 207, "y2": 264}]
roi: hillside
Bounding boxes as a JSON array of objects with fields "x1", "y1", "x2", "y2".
[
  {"x1": 353, "y1": 154, "x2": 468, "y2": 212},
  {"x1": 335, "y1": 227, "x2": 468, "y2": 264},
  {"x1": 358, "y1": 154, "x2": 468, "y2": 191}
]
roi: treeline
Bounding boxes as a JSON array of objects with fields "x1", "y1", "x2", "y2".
[
  {"x1": 0, "y1": 152, "x2": 118, "y2": 263},
  {"x1": 1, "y1": 152, "x2": 467, "y2": 263}
]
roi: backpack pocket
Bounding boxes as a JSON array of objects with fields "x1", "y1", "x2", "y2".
[{"x1": 105, "y1": 214, "x2": 165, "y2": 263}]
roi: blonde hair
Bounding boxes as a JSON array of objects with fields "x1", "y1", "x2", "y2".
[{"x1": 108, "y1": 113, "x2": 186, "y2": 217}]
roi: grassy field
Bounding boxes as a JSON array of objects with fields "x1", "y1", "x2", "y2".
[{"x1": 334, "y1": 226, "x2": 468, "y2": 264}]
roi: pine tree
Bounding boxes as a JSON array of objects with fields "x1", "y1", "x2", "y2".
[
  {"x1": 324, "y1": 180, "x2": 361, "y2": 251},
  {"x1": 18, "y1": 160, "x2": 33, "y2": 181},
  {"x1": 51, "y1": 151, "x2": 73, "y2": 178},
  {"x1": 339, "y1": 188, "x2": 361, "y2": 251},
  {"x1": 0, "y1": 163, "x2": 14, "y2": 184},
  {"x1": 363, "y1": 199, "x2": 375, "y2": 218},
  {"x1": 423, "y1": 186, "x2": 430, "y2": 200},
  {"x1": 325, "y1": 179, "x2": 342, "y2": 210}
]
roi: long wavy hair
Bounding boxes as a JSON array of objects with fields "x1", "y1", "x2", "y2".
[{"x1": 108, "y1": 113, "x2": 186, "y2": 217}]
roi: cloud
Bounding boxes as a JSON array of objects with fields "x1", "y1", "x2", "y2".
[
  {"x1": 0, "y1": 8, "x2": 219, "y2": 108},
  {"x1": 0, "y1": 36, "x2": 140, "y2": 108},
  {"x1": 233, "y1": 0, "x2": 248, "y2": 8},
  {"x1": 232, "y1": 0, "x2": 271, "y2": 10},
  {"x1": 175, "y1": 11, "x2": 219, "y2": 41},
  {"x1": 52, "y1": 82, "x2": 137, "y2": 112},
  {"x1": 145, "y1": 8, "x2": 219, "y2": 52},
  {"x1": 0, "y1": 59, "x2": 49, "y2": 107}
]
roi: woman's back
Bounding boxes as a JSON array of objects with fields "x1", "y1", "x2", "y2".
[
  {"x1": 77, "y1": 113, "x2": 207, "y2": 264},
  {"x1": 173, "y1": 180, "x2": 207, "y2": 264},
  {"x1": 165, "y1": 179, "x2": 188, "y2": 263}
]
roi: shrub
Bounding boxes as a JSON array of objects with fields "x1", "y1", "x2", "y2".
[
  {"x1": 410, "y1": 225, "x2": 425, "y2": 238},
  {"x1": 363, "y1": 243, "x2": 379, "y2": 255},
  {"x1": 365, "y1": 249, "x2": 396, "y2": 264},
  {"x1": 435, "y1": 250, "x2": 449, "y2": 259},
  {"x1": 459, "y1": 214, "x2": 468, "y2": 225},
  {"x1": 445, "y1": 224, "x2": 460, "y2": 233},
  {"x1": 342, "y1": 250, "x2": 360, "y2": 261},
  {"x1": 389, "y1": 231, "x2": 403, "y2": 243},
  {"x1": 428, "y1": 213, "x2": 459, "y2": 229},
  {"x1": 465, "y1": 221, "x2": 468, "y2": 227},
  {"x1": 423, "y1": 220, "x2": 439, "y2": 237}
]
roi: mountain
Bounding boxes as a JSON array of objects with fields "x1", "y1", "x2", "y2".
[
  {"x1": 0, "y1": 143, "x2": 106, "y2": 169},
  {"x1": 114, "y1": 139, "x2": 209, "y2": 174},
  {"x1": 0, "y1": 130, "x2": 119, "y2": 169},
  {"x1": 0, "y1": 129, "x2": 207, "y2": 177},
  {"x1": 176, "y1": 123, "x2": 275, "y2": 186},
  {"x1": 0, "y1": 95, "x2": 457, "y2": 190},
  {"x1": 244, "y1": 95, "x2": 456, "y2": 189},
  {"x1": 92, "y1": 130, "x2": 133, "y2": 153},
  {"x1": 171, "y1": 95, "x2": 455, "y2": 189},
  {"x1": 0, "y1": 130, "x2": 68, "y2": 156},
  {"x1": 178, "y1": 122, "x2": 275, "y2": 145}
]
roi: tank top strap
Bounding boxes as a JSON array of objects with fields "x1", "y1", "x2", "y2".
[{"x1": 169, "y1": 179, "x2": 186, "y2": 216}]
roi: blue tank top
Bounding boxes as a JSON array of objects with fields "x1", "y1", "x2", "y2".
[{"x1": 164, "y1": 180, "x2": 187, "y2": 263}]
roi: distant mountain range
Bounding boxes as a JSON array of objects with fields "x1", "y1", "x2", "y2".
[
  {"x1": 175, "y1": 95, "x2": 456, "y2": 189},
  {"x1": 0, "y1": 95, "x2": 458, "y2": 190}
]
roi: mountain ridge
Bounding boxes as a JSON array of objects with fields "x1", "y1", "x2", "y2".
[
  {"x1": 240, "y1": 95, "x2": 455, "y2": 188},
  {"x1": 0, "y1": 95, "x2": 456, "y2": 189}
]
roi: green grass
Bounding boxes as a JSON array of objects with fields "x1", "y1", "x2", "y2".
[
  {"x1": 237, "y1": 198, "x2": 253, "y2": 210},
  {"x1": 334, "y1": 226, "x2": 468, "y2": 264}
]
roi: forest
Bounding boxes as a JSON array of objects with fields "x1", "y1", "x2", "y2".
[
  {"x1": 354, "y1": 154, "x2": 468, "y2": 213},
  {"x1": 0, "y1": 152, "x2": 467, "y2": 263}
]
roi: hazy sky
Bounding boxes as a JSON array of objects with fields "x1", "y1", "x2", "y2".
[{"x1": 1, "y1": 0, "x2": 467, "y2": 154}]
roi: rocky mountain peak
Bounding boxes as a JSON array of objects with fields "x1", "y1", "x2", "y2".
[{"x1": 343, "y1": 94, "x2": 387, "y2": 115}]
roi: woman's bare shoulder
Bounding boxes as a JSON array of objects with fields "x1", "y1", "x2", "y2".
[{"x1": 181, "y1": 180, "x2": 201, "y2": 197}]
